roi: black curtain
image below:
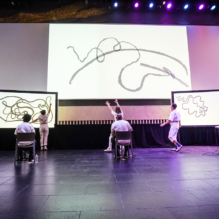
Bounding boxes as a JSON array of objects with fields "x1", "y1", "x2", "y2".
[{"x1": 0, "y1": 125, "x2": 218, "y2": 151}]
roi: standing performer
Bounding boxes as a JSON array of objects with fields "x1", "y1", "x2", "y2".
[
  {"x1": 160, "y1": 103, "x2": 183, "y2": 152},
  {"x1": 106, "y1": 99, "x2": 123, "y2": 121},
  {"x1": 104, "y1": 99, "x2": 123, "y2": 152},
  {"x1": 30, "y1": 103, "x2": 52, "y2": 151}
]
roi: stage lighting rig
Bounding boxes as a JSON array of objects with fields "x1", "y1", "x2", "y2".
[
  {"x1": 166, "y1": 1, "x2": 173, "y2": 9},
  {"x1": 209, "y1": 0, "x2": 217, "y2": 10},
  {"x1": 149, "y1": 2, "x2": 155, "y2": 8},
  {"x1": 113, "y1": 2, "x2": 118, "y2": 7},
  {"x1": 134, "y1": 1, "x2": 140, "y2": 8}
]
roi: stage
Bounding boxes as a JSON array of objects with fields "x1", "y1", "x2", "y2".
[
  {"x1": 0, "y1": 147, "x2": 219, "y2": 218},
  {"x1": 0, "y1": 125, "x2": 218, "y2": 151}
]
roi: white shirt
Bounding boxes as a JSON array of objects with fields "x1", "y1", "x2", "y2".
[
  {"x1": 14, "y1": 122, "x2": 35, "y2": 135},
  {"x1": 38, "y1": 113, "x2": 49, "y2": 125},
  {"x1": 111, "y1": 120, "x2": 132, "y2": 132},
  {"x1": 111, "y1": 110, "x2": 124, "y2": 121},
  {"x1": 169, "y1": 109, "x2": 181, "y2": 124}
]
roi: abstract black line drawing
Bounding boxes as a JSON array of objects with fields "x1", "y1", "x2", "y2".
[
  {"x1": 176, "y1": 95, "x2": 208, "y2": 117},
  {"x1": 0, "y1": 96, "x2": 53, "y2": 123},
  {"x1": 67, "y1": 37, "x2": 189, "y2": 92}
]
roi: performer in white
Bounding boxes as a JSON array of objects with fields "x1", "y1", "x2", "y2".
[
  {"x1": 160, "y1": 103, "x2": 183, "y2": 152},
  {"x1": 30, "y1": 103, "x2": 52, "y2": 151},
  {"x1": 104, "y1": 99, "x2": 123, "y2": 152}
]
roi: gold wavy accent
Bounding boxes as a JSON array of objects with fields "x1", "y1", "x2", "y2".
[{"x1": 0, "y1": 2, "x2": 109, "y2": 23}]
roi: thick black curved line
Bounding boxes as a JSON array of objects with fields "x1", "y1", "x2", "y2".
[
  {"x1": 176, "y1": 95, "x2": 208, "y2": 117},
  {"x1": 0, "y1": 96, "x2": 53, "y2": 123},
  {"x1": 67, "y1": 38, "x2": 189, "y2": 92}
]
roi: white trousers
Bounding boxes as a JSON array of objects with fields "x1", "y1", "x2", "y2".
[
  {"x1": 40, "y1": 124, "x2": 49, "y2": 146},
  {"x1": 168, "y1": 123, "x2": 179, "y2": 142}
]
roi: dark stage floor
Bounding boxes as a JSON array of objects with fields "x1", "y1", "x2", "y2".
[{"x1": 1, "y1": 147, "x2": 219, "y2": 219}]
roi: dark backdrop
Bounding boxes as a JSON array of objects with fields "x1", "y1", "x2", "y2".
[{"x1": 1, "y1": 125, "x2": 218, "y2": 151}]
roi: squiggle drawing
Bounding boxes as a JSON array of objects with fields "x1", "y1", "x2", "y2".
[
  {"x1": 176, "y1": 95, "x2": 208, "y2": 117},
  {"x1": 0, "y1": 96, "x2": 53, "y2": 123},
  {"x1": 67, "y1": 37, "x2": 189, "y2": 92}
]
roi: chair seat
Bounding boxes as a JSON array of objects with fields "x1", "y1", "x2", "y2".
[
  {"x1": 117, "y1": 140, "x2": 131, "y2": 144},
  {"x1": 18, "y1": 141, "x2": 33, "y2": 146}
]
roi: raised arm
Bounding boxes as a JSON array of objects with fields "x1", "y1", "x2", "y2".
[
  {"x1": 105, "y1": 101, "x2": 113, "y2": 112},
  {"x1": 48, "y1": 103, "x2": 52, "y2": 114},
  {"x1": 114, "y1": 99, "x2": 120, "y2": 107},
  {"x1": 30, "y1": 118, "x2": 38, "y2": 124}
]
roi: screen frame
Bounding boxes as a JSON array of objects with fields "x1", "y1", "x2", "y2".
[
  {"x1": 172, "y1": 89, "x2": 219, "y2": 127},
  {"x1": 0, "y1": 89, "x2": 58, "y2": 128}
]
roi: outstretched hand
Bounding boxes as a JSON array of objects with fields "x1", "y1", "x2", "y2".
[
  {"x1": 114, "y1": 99, "x2": 118, "y2": 104},
  {"x1": 105, "y1": 101, "x2": 110, "y2": 106},
  {"x1": 160, "y1": 123, "x2": 165, "y2": 127}
]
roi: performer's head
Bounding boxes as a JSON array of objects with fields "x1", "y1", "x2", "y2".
[
  {"x1": 40, "y1": 110, "x2": 46, "y2": 115},
  {"x1": 116, "y1": 114, "x2": 123, "y2": 121},
  {"x1": 115, "y1": 106, "x2": 121, "y2": 114},
  {"x1": 171, "y1": 103, "x2": 177, "y2": 111},
  {"x1": 23, "y1": 114, "x2": 31, "y2": 122}
]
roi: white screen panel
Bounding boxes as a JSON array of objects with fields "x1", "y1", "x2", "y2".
[
  {"x1": 173, "y1": 90, "x2": 219, "y2": 126},
  {"x1": 0, "y1": 91, "x2": 57, "y2": 128},
  {"x1": 48, "y1": 24, "x2": 191, "y2": 99}
]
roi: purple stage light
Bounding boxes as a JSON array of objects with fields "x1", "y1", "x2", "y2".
[
  {"x1": 134, "y1": 2, "x2": 139, "y2": 8},
  {"x1": 199, "y1": 4, "x2": 204, "y2": 10},
  {"x1": 167, "y1": 3, "x2": 172, "y2": 9}
]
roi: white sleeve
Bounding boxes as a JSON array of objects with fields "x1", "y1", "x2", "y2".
[
  {"x1": 168, "y1": 112, "x2": 174, "y2": 121},
  {"x1": 30, "y1": 124, "x2": 35, "y2": 133},
  {"x1": 14, "y1": 127, "x2": 18, "y2": 135},
  {"x1": 127, "y1": 123, "x2": 133, "y2": 131},
  {"x1": 111, "y1": 110, "x2": 116, "y2": 116}
]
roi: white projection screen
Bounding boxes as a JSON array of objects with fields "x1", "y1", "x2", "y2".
[
  {"x1": 47, "y1": 24, "x2": 191, "y2": 99},
  {"x1": 0, "y1": 90, "x2": 57, "y2": 128},
  {"x1": 172, "y1": 90, "x2": 219, "y2": 126}
]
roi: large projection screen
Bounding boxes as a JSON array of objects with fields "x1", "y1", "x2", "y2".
[
  {"x1": 47, "y1": 24, "x2": 191, "y2": 99},
  {"x1": 0, "y1": 90, "x2": 57, "y2": 128},
  {"x1": 172, "y1": 90, "x2": 219, "y2": 126}
]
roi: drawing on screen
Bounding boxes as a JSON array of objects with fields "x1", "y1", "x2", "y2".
[
  {"x1": 176, "y1": 95, "x2": 208, "y2": 117},
  {"x1": 67, "y1": 37, "x2": 189, "y2": 92},
  {"x1": 0, "y1": 96, "x2": 53, "y2": 123}
]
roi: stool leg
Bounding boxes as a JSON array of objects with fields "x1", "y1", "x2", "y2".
[
  {"x1": 14, "y1": 146, "x2": 18, "y2": 165},
  {"x1": 131, "y1": 142, "x2": 133, "y2": 156},
  {"x1": 115, "y1": 143, "x2": 117, "y2": 160}
]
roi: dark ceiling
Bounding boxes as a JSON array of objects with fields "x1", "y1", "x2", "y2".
[{"x1": 0, "y1": 0, "x2": 219, "y2": 25}]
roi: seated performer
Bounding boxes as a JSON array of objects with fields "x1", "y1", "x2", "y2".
[
  {"x1": 14, "y1": 114, "x2": 35, "y2": 163},
  {"x1": 110, "y1": 114, "x2": 133, "y2": 158},
  {"x1": 105, "y1": 99, "x2": 124, "y2": 152},
  {"x1": 160, "y1": 103, "x2": 183, "y2": 152}
]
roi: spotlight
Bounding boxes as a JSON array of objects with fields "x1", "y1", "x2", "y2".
[
  {"x1": 149, "y1": 2, "x2": 154, "y2": 8},
  {"x1": 184, "y1": 4, "x2": 189, "y2": 10},
  {"x1": 166, "y1": 2, "x2": 172, "y2": 9},
  {"x1": 198, "y1": 4, "x2": 205, "y2": 10},
  {"x1": 114, "y1": 2, "x2": 118, "y2": 7},
  {"x1": 134, "y1": 2, "x2": 139, "y2": 8},
  {"x1": 210, "y1": 5, "x2": 216, "y2": 10}
]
